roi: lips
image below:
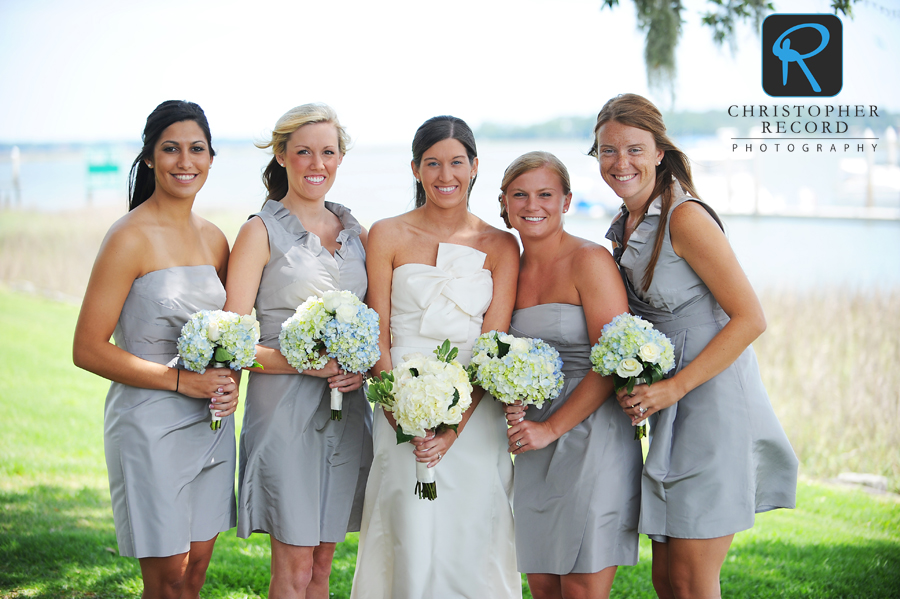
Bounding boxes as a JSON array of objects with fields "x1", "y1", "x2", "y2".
[
  {"x1": 522, "y1": 216, "x2": 545, "y2": 222},
  {"x1": 172, "y1": 174, "x2": 198, "y2": 182},
  {"x1": 614, "y1": 174, "x2": 637, "y2": 182},
  {"x1": 436, "y1": 186, "x2": 458, "y2": 194},
  {"x1": 305, "y1": 175, "x2": 326, "y2": 184}
]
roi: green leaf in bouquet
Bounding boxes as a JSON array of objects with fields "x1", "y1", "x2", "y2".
[
  {"x1": 409, "y1": 367, "x2": 419, "y2": 377},
  {"x1": 447, "y1": 346, "x2": 458, "y2": 362},
  {"x1": 252, "y1": 360, "x2": 264, "y2": 370},
  {"x1": 495, "y1": 332, "x2": 511, "y2": 359},
  {"x1": 613, "y1": 374, "x2": 627, "y2": 393},
  {"x1": 466, "y1": 363, "x2": 479, "y2": 384},
  {"x1": 626, "y1": 377, "x2": 636, "y2": 394},
  {"x1": 395, "y1": 427, "x2": 415, "y2": 445},
  {"x1": 366, "y1": 371, "x2": 395, "y2": 407},
  {"x1": 649, "y1": 363, "x2": 664, "y2": 384},
  {"x1": 434, "y1": 339, "x2": 453, "y2": 363},
  {"x1": 449, "y1": 388, "x2": 460, "y2": 409},
  {"x1": 444, "y1": 423, "x2": 459, "y2": 434},
  {"x1": 213, "y1": 346, "x2": 233, "y2": 364}
]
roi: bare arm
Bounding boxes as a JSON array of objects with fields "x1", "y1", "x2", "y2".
[
  {"x1": 73, "y1": 222, "x2": 236, "y2": 401},
  {"x1": 618, "y1": 200, "x2": 766, "y2": 421},
  {"x1": 508, "y1": 245, "x2": 628, "y2": 454}
]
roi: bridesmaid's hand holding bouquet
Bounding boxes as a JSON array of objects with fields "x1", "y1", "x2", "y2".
[
  {"x1": 590, "y1": 313, "x2": 675, "y2": 439},
  {"x1": 177, "y1": 310, "x2": 263, "y2": 430}
]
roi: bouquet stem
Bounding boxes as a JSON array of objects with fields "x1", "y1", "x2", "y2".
[
  {"x1": 210, "y1": 362, "x2": 228, "y2": 431},
  {"x1": 634, "y1": 419, "x2": 648, "y2": 440},
  {"x1": 415, "y1": 460, "x2": 437, "y2": 501},
  {"x1": 330, "y1": 387, "x2": 343, "y2": 421}
]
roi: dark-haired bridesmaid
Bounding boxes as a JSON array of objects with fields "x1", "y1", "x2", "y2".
[{"x1": 73, "y1": 100, "x2": 237, "y2": 599}]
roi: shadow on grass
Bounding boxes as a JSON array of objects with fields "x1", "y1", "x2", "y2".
[{"x1": 0, "y1": 484, "x2": 271, "y2": 598}]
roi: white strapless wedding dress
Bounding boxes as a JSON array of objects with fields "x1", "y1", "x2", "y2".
[{"x1": 351, "y1": 243, "x2": 521, "y2": 599}]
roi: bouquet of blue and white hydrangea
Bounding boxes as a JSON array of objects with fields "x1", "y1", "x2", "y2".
[
  {"x1": 468, "y1": 331, "x2": 564, "y2": 409},
  {"x1": 280, "y1": 290, "x2": 380, "y2": 420},
  {"x1": 367, "y1": 340, "x2": 472, "y2": 500},
  {"x1": 589, "y1": 312, "x2": 675, "y2": 439},
  {"x1": 177, "y1": 310, "x2": 263, "y2": 430}
]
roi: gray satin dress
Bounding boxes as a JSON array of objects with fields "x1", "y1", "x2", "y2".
[
  {"x1": 606, "y1": 185, "x2": 798, "y2": 542},
  {"x1": 104, "y1": 265, "x2": 236, "y2": 558},
  {"x1": 237, "y1": 200, "x2": 374, "y2": 546},
  {"x1": 509, "y1": 304, "x2": 641, "y2": 574}
]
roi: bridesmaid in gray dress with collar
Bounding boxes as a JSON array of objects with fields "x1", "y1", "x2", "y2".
[
  {"x1": 73, "y1": 101, "x2": 238, "y2": 599},
  {"x1": 223, "y1": 103, "x2": 373, "y2": 599},
  {"x1": 592, "y1": 94, "x2": 798, "y2": 599},
  {"x1": 501, "y1": 152, "x2": 642, "y2": 599}
]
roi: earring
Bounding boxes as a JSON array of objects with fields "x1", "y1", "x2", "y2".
[
  {"x1": 146, "y1": 162, "x2": 153, "y2": 168},
  {"x1": 656, "y1": 161, "x2": 661, "y2": 166}
]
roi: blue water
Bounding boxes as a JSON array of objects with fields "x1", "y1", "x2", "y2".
[{"x1": 1, "y1": 141, "x2": 898, "y2": 292}]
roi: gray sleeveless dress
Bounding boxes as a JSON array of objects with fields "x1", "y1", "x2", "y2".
[
  {"x1": 104, "y1": 265, "x2": 236, "y2": 558},
  {"x1": 509, "y1": 304, "x2": 641, "y2": 574},
  {"x1": 605, "y1": 184, "x2": 798, "y2": 542},
  {"x1": 237, "y1": 200, "x2": 374, "y2": 545}
]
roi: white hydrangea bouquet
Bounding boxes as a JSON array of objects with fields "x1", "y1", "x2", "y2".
[
  {"x1": 366, "y1": 340, "x2": 472, "y2": 500},
  {"x1": 468, "y1": 331, "x2": 564, "y2": 409},
  {"x1": 177, "y1": 310, "x2": 263, "y2": 430},
  {"x1": 589, "y1": 313, "x2": 675, "y2": 439},
  {"x1": 279, "y1": 290, "x2": 380, "y2": 420}
]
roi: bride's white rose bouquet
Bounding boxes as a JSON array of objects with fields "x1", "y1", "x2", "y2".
[
  {"x1": 589, "y1": 313, "x2": 675, "y2": 439},
  {"x1": 468, "y1": 331, "x2": 564, "y2": 409},
  {"x1": 367, "y1": 340, "x2": 472, "y2": 500},
  {"x1": 280, "y1": 290, "x2": 380, "y2": 420},
  {"x1": 177, "y1": 310, "x2": 263, "y2": 430}
]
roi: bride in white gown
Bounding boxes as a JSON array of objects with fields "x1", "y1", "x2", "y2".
[{"x1": 351, "y1": 116, "x2": 522, "y2": 599}]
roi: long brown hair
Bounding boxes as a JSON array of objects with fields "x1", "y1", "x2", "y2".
[{"x1": 588, "y1": 93, "x2": 720, "y2": 291}]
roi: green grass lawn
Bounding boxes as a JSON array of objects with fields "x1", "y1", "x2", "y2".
[{"x1": 1, "y1": 287, "x2": 898, "y2": 598}]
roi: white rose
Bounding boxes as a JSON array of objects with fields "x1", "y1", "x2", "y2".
[
  {"x1": 509, "y1": 338, "x2": 530, "y2": 354},
  {"x1": 322, "y1": 291, "x2": 342, "y2": 313},
  {"x1": 335, "y1": 303, "x2": 357, "y2": 323},
  {"x1": 616, "y1": 357, "x2": 643, "y2": 378},
  {"x1": 240, "y1": 314, "x2": 257, "y2": 328},
  {"x1": 638, "y1": 342, "x2": 661, "y2": 363},
  {"x1": 207, "y1": 320, "x2": 220, "y2": 342}
]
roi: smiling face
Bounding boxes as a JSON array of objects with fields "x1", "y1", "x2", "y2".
[
  {"x1": 595, "y1": 120, "x2": 664, "y2": 210},
  {"x1": 148, "y1": 120, "x2": 212, "y2": 201},
  {"x1": 503, "y1": 165, "x2": 571, "y2": 239},
  {"x1": 278, "y1": 121, "x2": 343, "y2": 203},
  {"x1": 412, "y1": 138, "x2": 477, "y2": 209}
]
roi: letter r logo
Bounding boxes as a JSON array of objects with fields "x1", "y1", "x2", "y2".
[{"x1": 762, "y1": 14, "x2": 842, "y2": 97}]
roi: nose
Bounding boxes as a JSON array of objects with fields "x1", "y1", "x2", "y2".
[
  {"x1": 313, "y1": 153, "x2": 325, "y2": 170},
  {"x1": 177, "y1": 150, "x2": 192, "y2": 169},
  {"x1": 614, "y1": 151, "x2": 629, "y2": 169}
]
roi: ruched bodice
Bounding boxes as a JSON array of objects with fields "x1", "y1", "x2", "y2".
[
  {"x1": 509, "y1": 303, "x2": 640, "y2": 574},
  {"x1": 104, "y1": 265, "x2": 235, "y2": 558},
  {"x1": 606, "y1": 184, "x2": 797, "y2": 541},
  {"x1": 390, "y1": 242, "x2": 493, "y2": 360},
  {"x1": 352, "y1": 242, "x2": 520, "y2": 599},
  {"x1": 254, "y1": 199, "x2": 367, "y2": 347}
]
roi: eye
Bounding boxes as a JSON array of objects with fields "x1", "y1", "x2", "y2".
[
  {"x1": 512, "y1": 192, "x2": 526, "y2": 198},
  {"x1": 297, "y1": 149, "x2": 310, "y2": 155},
  {"x1": 601, "y1": 148, "x2": 614, "y2": 155},
  {"x1": 191, "y1": 145, "x2": 206, "y2": 153},
  {"x1": 629, "y1": 147, "x2": 643, "y2": 154},
  {"x1": 324, "y1": 150, "x2": 335, "y2": 155},
  {"x1": 452, "y1": 159, "x2": 464, "y2": 166},
  {"x1": 162, "y1": 146, "x2": 177, "y2": 153},
  {"x1": 426, "y1": 160, "x2": 439, "y2": 167},
  {"x1": 540, "y1": 192, "x2": 553, "y2": 198}
]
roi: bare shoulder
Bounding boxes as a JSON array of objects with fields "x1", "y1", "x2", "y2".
[
  {"x1": 196, "y1": 215, "x2": 229, "y2": 249},
  {"x1": 670, "y1": 200, "x2": 721, "y2": 234},
  {"x1": 474, "y1": 217, "x2": 517, "y2": 252},
  {"x1": 570, "y1": 237, "x2": 616, "y2": 276},
  {"x1": 368, "y1": 214, "x2": 410, "y2": 241},
  {"x1": 101, "y1": 211, "x2": 151, "y2": 260}
]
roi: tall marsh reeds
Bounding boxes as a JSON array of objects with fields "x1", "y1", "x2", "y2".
[{"x1": 756, "y1": 290, "x2": 900, "y2": 492}]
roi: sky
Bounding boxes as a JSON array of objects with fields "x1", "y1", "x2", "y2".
[{"x1": 1, "y1": 0, "x2": 899, "y2": 145}]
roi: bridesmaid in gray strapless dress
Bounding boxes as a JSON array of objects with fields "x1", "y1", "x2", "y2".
[
  {"x1": 499, "y1": 151, "x2": 639, "y2": 599},
  {"x1": 104, "y1": 267, "x2": 237, "y2": 557},
  {"x1": 591, "y1": 93, "x2": 797, "y2": 598},
  {"x1": 224, "y1": 104, "x2": 372, "y2": 598},
  {"x1": 74, "y1": 101, "x2": 238, "y2": 596},
  {"x1": 509, "y1": 304, "x2": 641, "y2": 575}
]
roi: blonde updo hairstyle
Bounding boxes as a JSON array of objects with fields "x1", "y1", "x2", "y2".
[
  {"x1": 256, "y1": 102, "x2": 351, "y2": 205},
  {"x1": 498, "y1": 151, "x2": 572, "y2": 229}
]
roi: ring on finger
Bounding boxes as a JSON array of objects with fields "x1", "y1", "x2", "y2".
[
  {"x1": 639, "y1": 407, "x2": 647, "y2": 414},
  {"x1": 437, "y1": 453, "x2": 442, "y2": 460},
  {"x1": 515, "y1": 439, "x2": 522, "y2": 448}
]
